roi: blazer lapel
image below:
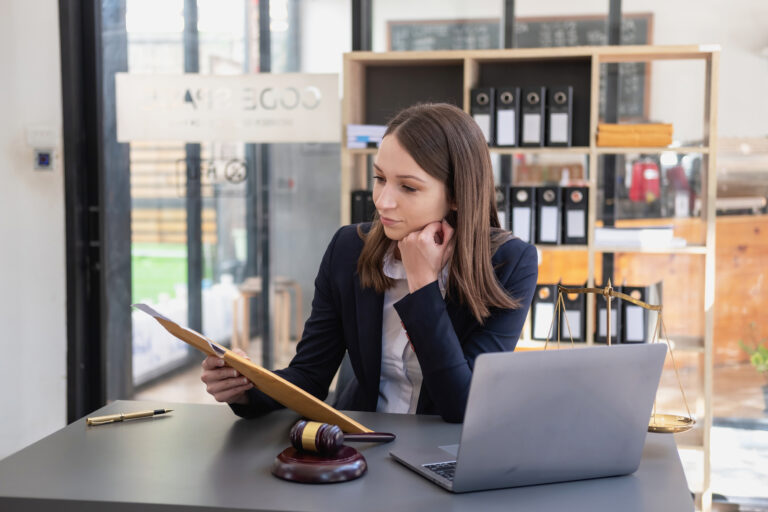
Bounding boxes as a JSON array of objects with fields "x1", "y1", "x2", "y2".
[{"x1": 353, "y1": 274, "x2": 383, "y2": 406}]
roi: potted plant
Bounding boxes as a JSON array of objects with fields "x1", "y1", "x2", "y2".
[{"x1": 738, "y1": 322, "x2": 768, "y2": 412}]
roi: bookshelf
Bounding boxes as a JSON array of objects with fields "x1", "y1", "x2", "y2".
[{"x1": 341, "y1": 44, "x2": 718, "y2": 511}]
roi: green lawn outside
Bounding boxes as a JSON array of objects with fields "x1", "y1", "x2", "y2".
[
  {"x1": 131, "y1": 243, "x2": 187, "y2": 304},
  {"x1": 132, "y1": 243, "x2": 218, "y2": 304}
]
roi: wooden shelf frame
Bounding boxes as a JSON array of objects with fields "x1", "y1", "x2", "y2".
[{"x1": 342, "y1": 44, "x2": 718, "y2": 511}]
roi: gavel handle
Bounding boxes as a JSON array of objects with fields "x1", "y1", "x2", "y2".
[{"x1": 343, "y1": 432, "x2": 396, "y2": 443}]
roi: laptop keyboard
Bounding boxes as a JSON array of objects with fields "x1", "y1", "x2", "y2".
[{"x1": 423, "y1": 461, "x2": 457, "y2": 481}]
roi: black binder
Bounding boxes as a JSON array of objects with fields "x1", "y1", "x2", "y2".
[
  {"x1": 350, "y1": 190, "x2": 373, "y2": 224},
  {"x1": 521, "y1": 86, "x2": 546, "y2": 147},
  {"x1": 595, "y1": 284, "x2": 622, "y2": 344},
  {"x1": 470, "y1": 87, "x2": 495, "y2": 145},
  {"x1": 509, "y1": 186, "x2": 535, "y2": 243},
  {"x1": 495, "y1": 185, "x2": 509, "y2": 229},
  {"x1": 559, "y1": 284, "x2": 587, "y2": 342},
  {"x1": 562, "y1": 187, "x2": 588, "y2": 245},
  {"x1": 622, "y1": 286, "x2": 648, "y2": 343},
  {"x1": 495, "y1": 86, "x2": 520, "y2": 147},
  {"x1": 531, "y1": 284, "x2": 556, "y2": 341},
  {"x1": 535, "y1": 186, "x2": 561, "y2": 245},
  {"x1": 547, "y1": 86, "x2": 573, "y2": 147},
  {"x1": 364, "y1": 192, "x2": 376, "y2": 223}
]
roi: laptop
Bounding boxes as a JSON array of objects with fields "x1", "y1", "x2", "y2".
[{"x1": 389, "y1": 343, "x2": 667, "y2": 492}]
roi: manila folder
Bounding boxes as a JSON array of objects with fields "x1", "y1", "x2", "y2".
[{"x1": 133, "y1": 303, "x2": 372, "y2": 434}]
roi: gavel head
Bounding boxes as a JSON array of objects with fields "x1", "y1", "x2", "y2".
[{"x1": 289, "y1": 420, "x2": 345, "y2": 456}]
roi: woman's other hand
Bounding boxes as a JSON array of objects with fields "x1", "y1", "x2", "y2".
[
  {"x1": 398, "y1": 218, "x2": 455, "y2": 293},
  {"x1": 201, "y1": 348, "x2": 253, "y2": 405}
]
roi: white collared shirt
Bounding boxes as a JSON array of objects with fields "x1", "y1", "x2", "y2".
[{"x1": 376, "y1": 249, "x2": 448, "y2": 414}]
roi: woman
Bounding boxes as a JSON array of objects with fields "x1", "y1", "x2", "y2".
[{"x1": 201, "y1": 103, "x2": 538, "y2": 422}]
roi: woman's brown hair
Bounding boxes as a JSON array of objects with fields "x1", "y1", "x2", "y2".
[{"x1": 357, "y1": 103, "x2": 520, "y2": 323}]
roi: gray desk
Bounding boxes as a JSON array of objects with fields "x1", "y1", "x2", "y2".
[{"x1": 0, "y1": 400, "x2": 693, "y2": 511}]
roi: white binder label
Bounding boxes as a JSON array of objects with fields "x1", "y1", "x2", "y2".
[
  {"x1": 539, "y1": 206, "x2": 559, "y2": 242},
  {"x1": 512, "y1": 207, "x2": 531, "y2": 242},
  {"x1": 496, "y1": 109, "x2": 516, "y2": 145},
  {"x1": 497, "y1": 211, "x2": 507, "y2": 230},
  {"x1": 625, "y1": 306, "x2": 645, "y2": 342},
  {"x1": 534, "y1": 302, "x2": 555, "y2": 339},
  {"x1": 562, "y1": 310, "x2": 582, "y2": 340},
  {"x1": 566, "y1": 210, "x2": 586, "y2": 239},
  {"x1": 473, "y1": 113, "x2": 491, "y2": 143},
  {"x1": 549, "y1": 112, "x2": 569, "y2": 143},
  {"x1": 522, "y1": 113, "x2": 541, "y2": 144}
]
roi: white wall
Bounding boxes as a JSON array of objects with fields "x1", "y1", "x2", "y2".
[{"x1": 0, "y1": 0, "x2": 67, "y2": 460}]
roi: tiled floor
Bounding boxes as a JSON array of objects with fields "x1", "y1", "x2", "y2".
[{"x1": 134, "y1": 341, "x2": 768, "y2": 507}]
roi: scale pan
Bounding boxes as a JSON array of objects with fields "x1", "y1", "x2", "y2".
[{"x1": 648, "y1": 414, "x2": 695, "y2": 433}]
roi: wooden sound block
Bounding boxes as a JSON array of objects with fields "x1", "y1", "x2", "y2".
[{"x1": 271, "y1": 446, "x2": 367, "y2": 484}]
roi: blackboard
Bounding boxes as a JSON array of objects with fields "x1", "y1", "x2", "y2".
[{"x1": 388, "y1": 14, "x2": 653, "y2": 120}]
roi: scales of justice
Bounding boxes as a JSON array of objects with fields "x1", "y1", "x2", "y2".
[{"x1": 543, "y1": 280, "x2": 695, "y2": 434}]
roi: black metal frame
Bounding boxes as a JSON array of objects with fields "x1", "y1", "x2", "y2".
[
  {"x1": 352, "y1": 0, "x2": 371, "y2": 51},
  {"x1": 601, "y1": 0, "x2": 622, "y2": 281},
  {"x1": 499, "y1": 1, "x2": 516, "y2": 191},
  {"x1": 240, "y1": 0, "x2": 275, "y2": 369},
  {"x1": 60, "y1": 0, "x2": 106, "y2": 423},
  {"x1": 184, "y1": 0, "x2": 204, "y2": 333},
  {"x1": 60, "y1": 0, "x2": 132, "y2": 421},
  {"x1": 257, "y1": 0, "x2": 273, "y2": 369},
  {"x1": 100, "y1": 0, "x2": 132, "y2": 402},
  {"x1": 502, "y1": 0, "x2": 516, "y2": 49}
]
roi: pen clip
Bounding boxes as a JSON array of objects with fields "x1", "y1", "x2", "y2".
[
  {"x1": 87, "y1": 418, "x2": 115, "y2": 426},
  {"x1": 86, "y1": 413, "x2": 124, "y2": 426}
]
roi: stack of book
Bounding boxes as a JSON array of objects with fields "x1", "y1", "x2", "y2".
[
  {"x1": 347, "y1": 124, "x2": 387, "y2": 149},
  {"x1": 594, "y1": 226, "x2": 686, "y2": 248},
  {"x1": 596, "y1": 123, "x2": 673, "y2": 147}
]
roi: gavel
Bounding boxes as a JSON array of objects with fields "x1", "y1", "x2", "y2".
[{"x1": 289, "y1": 420, "x2": 395, "y2": 456}]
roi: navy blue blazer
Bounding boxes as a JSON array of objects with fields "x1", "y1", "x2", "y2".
[{"x1": 231, "y1": 223, "x2": 538, "y2": 423}]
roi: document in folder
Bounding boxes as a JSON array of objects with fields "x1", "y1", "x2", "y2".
[{"x1": 132, "y1": 303, "x2": 373, "y2": 434}]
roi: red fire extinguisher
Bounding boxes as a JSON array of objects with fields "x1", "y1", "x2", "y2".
[{"x1": 629, "y1": 159, "x2": 660, "y2": 203}]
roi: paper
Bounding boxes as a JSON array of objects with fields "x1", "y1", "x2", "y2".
[
  {"x1": 562, "y1": 310, "x2": 582, "y2": 340},
  {"x1": 512, "y1": 207, "x2": 531, "y2": 242},
  {"x1": 522, "y1": 113, "x2": 541, "y2": 144},
  {"x1": 497, "y1": 211, "x2": 507, "y2": 230},
  {"x1": 549, "y1": 113, "x2": 569, "y2": 144},
  {"x1": 131, "y1": 303, "x2": 172, "y2": 322},
  {"x1": 625, "y1": 306, "x2": 645, "y2": 342},
  {"x1": 533, "y1": 302, "x2": 555, "y2": 339},
  {"x1": 566, "y1": 210, "x2": 586, "y2": 239},
  {"x1": 473, "y1": 113, "x2": 491, "y2": 143},
  {"x1": 131, "y1": 303, "x2": 372, "y2": 433},
  {"x1": 539, "y1": 206, "x2": 559, "y2": 242},
  {"x1": 132, "y1": 303, "x2": 227, "y2": 356},
  {"x1": 496, "y1": 109, "x2": 516, "y2": 145}
]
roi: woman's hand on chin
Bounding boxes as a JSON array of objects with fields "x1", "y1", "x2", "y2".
[{"x1": 397, "y1": 219, "x2": 454, "y2": 293}]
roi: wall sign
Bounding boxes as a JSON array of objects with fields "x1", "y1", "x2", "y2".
[{"x1": 116, "y1": 73, "x2": 340, "y2": 143}]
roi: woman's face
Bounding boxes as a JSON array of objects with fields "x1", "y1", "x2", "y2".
[{"x1": 372, "y1": 134, "x2": 451, "y2": 241}]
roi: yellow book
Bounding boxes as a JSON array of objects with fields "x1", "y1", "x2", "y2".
[
  {"x1": 598, "y1": 123, "x2": 673, "y2": 135},
  {"x1": 133, "y1": 303, "x2": 373, "y2": 434},
  {"x1": 597, "y1": 132, "x2": 673, "y2": 147}
]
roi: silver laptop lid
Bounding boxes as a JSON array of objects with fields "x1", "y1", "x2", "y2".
[{"x1": 452, "y1": 344, "x2": 667, "y2": 492}]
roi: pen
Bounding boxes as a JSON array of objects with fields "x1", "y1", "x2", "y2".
[{"x1": 86, "y1": 408, "x2": 173, "y2": 426}]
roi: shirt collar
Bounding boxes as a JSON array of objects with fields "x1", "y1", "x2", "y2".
[{"x1": 382, "y1": 245, "x2": 449, "y2": 296}]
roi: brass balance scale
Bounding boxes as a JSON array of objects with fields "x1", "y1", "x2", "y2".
[{"x1": 543, "y1": 280, "x2": 695, "y2": 434}]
